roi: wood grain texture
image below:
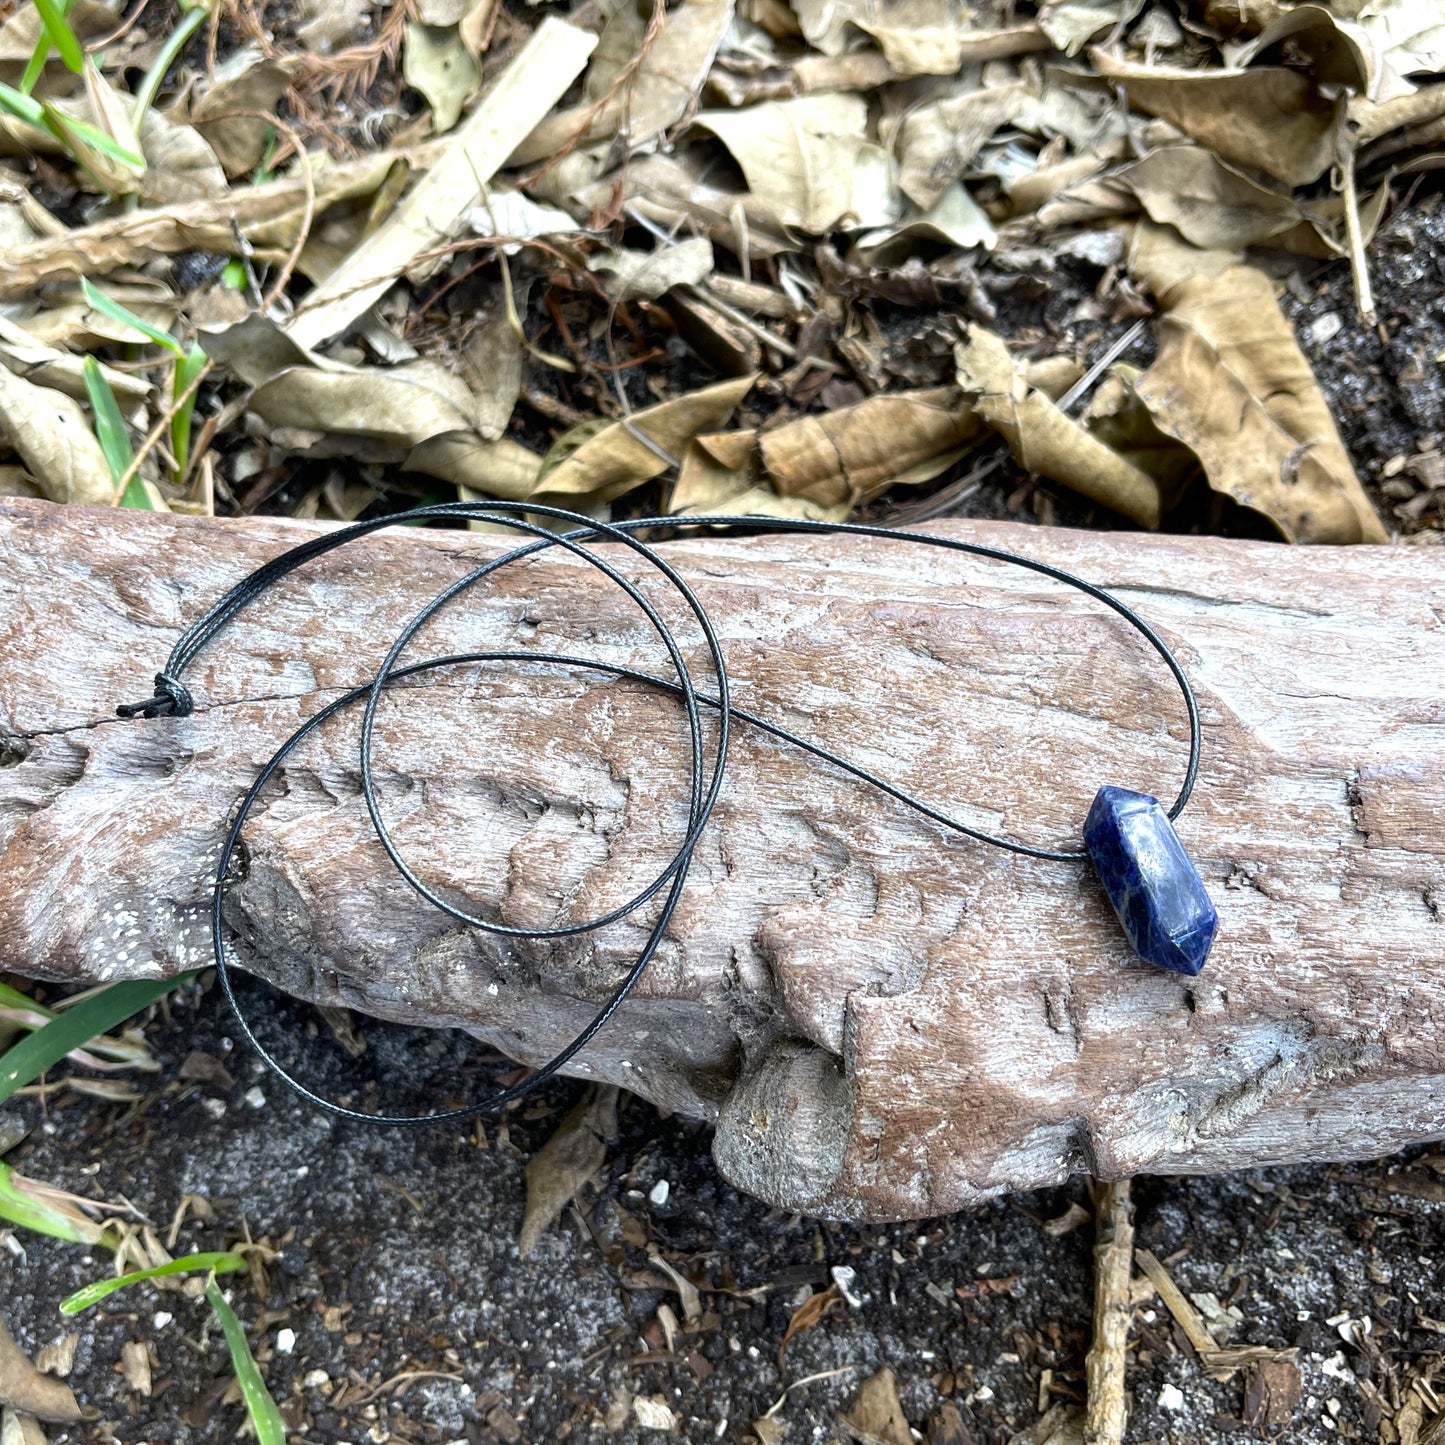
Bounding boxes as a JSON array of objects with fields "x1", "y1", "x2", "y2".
[{"x1": 1, "y1": 498, "x2": 1442, "y2": 1221}]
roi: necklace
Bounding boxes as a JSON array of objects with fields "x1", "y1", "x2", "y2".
[{"x1": 118, "y1": 503, "x2": 1217, "y2": 1124}]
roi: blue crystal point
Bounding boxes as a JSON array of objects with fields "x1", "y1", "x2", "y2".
[{"x1": 1083, "y1": 786, "x2": 1218, "y2": 975}]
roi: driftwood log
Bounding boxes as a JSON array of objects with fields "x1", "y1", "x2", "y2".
[{"x1": 2, "y1": 498, "x2": 1443, "y2": 1221}]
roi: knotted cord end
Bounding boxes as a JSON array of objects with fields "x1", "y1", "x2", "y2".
[{"x1": 116, "y1": 673, "x2": 194, "y2": 720}]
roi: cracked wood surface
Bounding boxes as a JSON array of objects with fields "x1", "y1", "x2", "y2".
[{"x1": 1, "y1": 498, "x2": 1443, "y2": 1221}]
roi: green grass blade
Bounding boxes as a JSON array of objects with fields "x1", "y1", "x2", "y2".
[
  {"x1": 82, "y1": 355, "x2": 136, "y2": 474},
  {"x1": 83, "y1": 357, "x2": 151, "y2": 508},
  {"x1": 20, "y1": 36, "x2": 52, "y2": 94},
  {"x1": 0, "y1": 1162, "x2": 111, "y2": 1245},
  {"x1": 61, "y1": 1252, "x2": 248, "y2": 1314},
  {"x1": 205, "y1": 1277, "x2": 288, "y2": 1445},
  {"x1": 80, "y1": 278, "x2": 181, "y2": 354},
  {"x1": 170, "y1": 343, "x2": 207, "y2": 479},
  {"x1": 32, "y1": 0, "x2": 83, "y2": 73},
  {"x1": 0, "y1": 78, "x2": 47, "y2": 128},
  {"x1": 128, "y1": 2, "x2": 208, "y2": 125},
  {"x1": 0, "y1": 981, "x2": 55, "y2": 1020},
  {"x1": 0, "y1": 973, "x2": 195, "y2": 1106}
]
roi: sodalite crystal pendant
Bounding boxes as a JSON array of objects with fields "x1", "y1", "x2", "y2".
[{"x1": 1083, "y1": 786, "x2": 1218, "y2": 975}]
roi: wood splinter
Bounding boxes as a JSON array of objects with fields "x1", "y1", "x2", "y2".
[{"x1": 1083, "y1": 1179, "x2": 1135, "y2": 1445}]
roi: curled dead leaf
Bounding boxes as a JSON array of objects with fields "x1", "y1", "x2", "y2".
[
  {"x1": 1112, "y1": 145, "x2": 1305, "y2": 251},
  {"x1": 536, "y1": 375, "x2": 756, "y2": 503},
  {"x1": 0, "y1": 1316, "x2": 85, "y2": 1424},
  {"x1": 1132, "y1": 265, "x2": 1387, "y2": 543},
  {"x1": 691, "y1": 94, "x2": 896, "y2": 233},
  {"x1": 777, "y1": 1283, "x2": 839, "y2": 1367},
  {"x1": 1091, "y1": 50, "x2": 1340, "y2": 187},
  {"x1": 518, "y1": 1086, "x2": 618, "y2": 1257},
  {"x1": 956, "y1": 329, "x2": 1163, "y2": 527},
  {"x1": 510, "y1": 0, "x2": 735, "y2": 164},
  {"x1": 187, "y1": 46, "x2": 297, "y2": 178},
  {"x1": 844, "y1": 1367, "x2": 912, "y2": 1445},
  {"x1": 0, "y1": 368, "x2": 114, "y2": 505},
  {"x1": 760, "y1": 387, "x2": 982, "y2": 508}
]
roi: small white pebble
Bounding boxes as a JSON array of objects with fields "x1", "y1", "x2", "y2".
[
  {"x1": 830, "y1": 1265, "x2": 861, "y2": 1308},
  {"x1": 243, "y1": 1086, "x2": 266, "y2": 1110},
  {"x1": 1159, "y1": 1383, "x2": 1186, "y2": 1412},
  {"x1": 1307, "y1": 312, "x2": 1343, "y2": 346},
  {"x1": 648, "y1": 1180, "x2": 670, "y2": 1206},
  {"x1": 302, "y1": 1368, "x2": 330, "y2": 1389},
  {"x1": 275, "y1": 1329, "x2": 296, "y2": 1354},
  {"x1": 201, "y1": 1097, "x2": 226, "y2": 1120},
  {"x1": 1297, "y1": 1309, "x2": 1312, "y2": 1321},
  {"x1": 971, "y1": 1386, "x2": 994, "y2": 1403},
  {"x1": 153, "y1": 1312, "x2": 173, "y2": 1330}
]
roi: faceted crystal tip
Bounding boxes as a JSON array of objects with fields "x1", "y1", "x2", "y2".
[{"x1": 1083, "y1": 785, "x2": 1219, "y2": 975}]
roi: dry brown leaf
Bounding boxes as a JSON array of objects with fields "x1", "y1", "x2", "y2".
[
  {"x1": 1132, "y1": 265, "x2": 1387, "y2": 543},
  {"x1": 570, "y1": 153, "x2": 792, "y2": 259},
  {"x1": 288, "y1": 18, "x2": 596, "y2": 350},
  {"x1": 510, "y1": 0, "x2": 735, "y2": 164},
  {"x1": 1091, "y1": 50, "x2": 1340, "y2": 187},
  {"x1": 1082, "y1": 364, "x2": 1199, "y2": 516},
  {"x1": 0, "y1": 315, "x2": 149, "y2": 406},
  {"x1": 250, "y1": 358, "x2": 474, "y2": 450},
  {"x1": 956, "y1": 329, "x2": 1163, "y2": 527},
  {"x1": 691, "y1": 94, "x2": 896, "y2": 233},
  {"x1": 403, "y1": 22, "x2": 480, "y2": 135},
  {"x1": 517, "y1": 1086, "x2": 618, "y2": 1257},
  {"x1": 139, "y1": 112, "x2": 228, "y2": 206},
  {"x1": 409, "y1": 437, "x2": 543, "y2": 500},
  {"x1": 844, "y1": 1367, "x2": 912, "y2": 1445},
  {"x1": 0, "y1": 0, "x2": 115, "y2": 71},
  {"x1": 777, "y1": 1283, "x2": 839, "y2": 1367},
  {"x1": 857, "y1": 183, "x2": 996, "y2": 257},
  {"x1": 1239, "y1": 0, "x2": 1445, "y2": 106},
  {"x1": 0, "y1": 151, "x2": 404, "y2": 299},
  {"x1": 759, "y1": 387, "x2": 982, "y2": 508},
  {"x1": 1128, "y1": 218, "x2": 1241, "y2": 297},
  {"x1": 1037, "y1": 0, "x2": 1143, "y2": 54},
  {"x1": 187, "y1": 46, "x2": 296, "y2": 178},
  {"x1": 458, "y1": 294, "x2": 524, "y2": 440},
  {"x1": 0, "y1": 367, "x2": 114, "y2": 506},
  {"x1": 672, "y1": 431, "x2": 849, "y2": 520},
  {"x1": 1111, "y1": 145, "x2": 1305, "y2": 250},
  {"x1": 537, "y1": 374, "x2": 756, "y2": 503},
  {"x1": 2, "y1": 1406, "x2": 50, "y2": 1445},
  {"x1": 0, "y1": 1315, "x2": 84, "y2": 1424},
  {"x1": 587, "y1": 237, "x2": 715, "y2": 301},
  {"x1": 897, "y1": 77, "x2": 1116, "y2": 210}
]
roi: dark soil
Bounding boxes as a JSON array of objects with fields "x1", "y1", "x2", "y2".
[{"x1": 3, "y1": 978, "x2": 1442, "y2": 1445}]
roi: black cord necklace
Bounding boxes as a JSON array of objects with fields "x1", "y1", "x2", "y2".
[{"x1": 118, "y1": 503, "x2": 1218, "y2": 1125}]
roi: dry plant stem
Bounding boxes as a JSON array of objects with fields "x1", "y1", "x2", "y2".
[
  {"x1": 220, "y1": 113, "x2": 316, "y2": 309},
  {"x1": 0, "y1": 149, "x2": 434, "y2": 298},
  {"x1": 106, "y1": 361, "x2": 212, "y2": 507},
  {"x1": 1083, "y1": 1179, "x2": 1134, "y2": 1445},
  {"x1": 1338, "y1": 148, "x2": 1376, "y2": 327}
]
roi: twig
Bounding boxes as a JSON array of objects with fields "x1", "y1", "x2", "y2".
[
  {"x1": 1084, "y1": 1179, "x2": 1134, "y2": 1445},
  {"x1": 1338, "y1": 146, "x2": 1377, "y2": 327},
  {"x1": 107, "y1": 361, "x2": 212, "y2": 508}
]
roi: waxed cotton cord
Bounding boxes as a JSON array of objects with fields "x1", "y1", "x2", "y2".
[{"x1": 120, "y1": 503, "x2": 1202, "y2": 1126}]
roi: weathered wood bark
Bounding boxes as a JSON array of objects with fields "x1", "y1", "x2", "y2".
[{"x1": 1, "y1": 498, "x2": 1443, "y2": 1221}]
